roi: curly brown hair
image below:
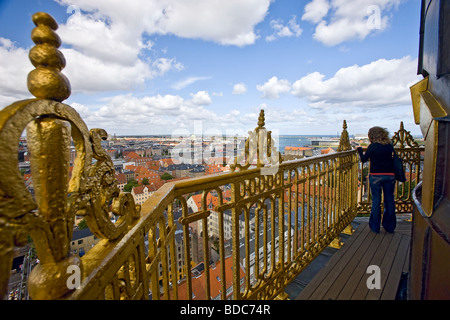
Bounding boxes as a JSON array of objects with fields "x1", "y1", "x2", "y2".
[{"x1": 368, "y1": 126, "x2": 391, "y2": 145}]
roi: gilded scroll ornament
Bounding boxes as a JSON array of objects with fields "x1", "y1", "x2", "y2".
[
  {"x1": 391, "y1": 121, "x2": 419, "y2": 148},
  {"x1": 0, "y1": 12, "x2": 140, "y2": 299},
  {"x1": 81, "y1": 129, "x2": 141, "y2": 240}
]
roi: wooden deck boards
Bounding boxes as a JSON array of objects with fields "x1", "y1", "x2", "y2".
[{"x1": 295, "y1": 222, "x2": 411, "y2": 300}]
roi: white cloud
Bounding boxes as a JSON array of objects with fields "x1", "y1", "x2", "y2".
[
  {"x1": 190, "y1": 91, "x2": 212, "y2": 106},
  {"x1": 256, "y1": 76, "x2": 291, "y2": 99},
  {"x1": 61, "y1": 48, "x2": 153, "y2": 93},
  {"x1": 302, "y1": 0, "x2": 330, "y2": 24},
  {"x1": 99, "y1": 93, "x2": 185, "y2": 119},
  {"x1": 68, "y1": 88, "x2": 419, "y2": 136},
  {"x1": 152, "y1": 0, "x2": 271, "y2": 46},
  {"x1": 55, "y1": 7, "x2": 186, "y2": 94},
  {"x1": 302, "y1": 0, "x2": 402, "y2": 46},
  {"x1": 65, "y1": 89, "x2": 279, "y2": 135},
  {"x1": 266, "y1": 16, "x2": 302, "y2": 42},
  {"x1": 70, "y1": 102, "x2": 91, "y2": 118},
  {"x1": 172, "y1": 76, "x2": 212, "y2": 90},
  {"x1": 232, "y1": 82, "x2": 247, "y2": 95},
  {"x1": 70, "y1": 91, "x2": 217, "y2": 132},
  {"x1": 291, "y1": 56, "x2": 421, "y2": 109},
  {"x1": 152, "y1": 58, "x2": 184, "y2": 76},
  {"x1": 288, "y1": 16, "x2": 303, "y2": 37},
  {"x1": 0, "y1": 38, "x2": 33, "y2": 105},
  {"x1": 57, "y1": 0, "x2": 271, "y2": 47},
  {"x1": 2, "y1": 0, "x2": 271, "y2": 97},
  {"x1": 59, "y1": 12, "x2": 141, "y2": 66}
]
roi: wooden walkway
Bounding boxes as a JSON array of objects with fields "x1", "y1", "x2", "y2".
[{"x1": 296, "y1": 222, "x2": 411, "y2": 300}]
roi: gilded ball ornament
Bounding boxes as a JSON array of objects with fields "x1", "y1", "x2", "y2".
[
  {"x1": 32, "y1": 12, "x2": 59, "y2": 30},
  {"x1": 31, "y1": 24, "x2": 62, "y2": 47},
  {"x1": 27, "y1": 12, "x2": 71, "y2": 102},
  {"x1": 29, "y1": 43, "x2": 66, "y2": 70},
  {"x1": 27, "y1": 68, "x2": 71, "y2": 101}
]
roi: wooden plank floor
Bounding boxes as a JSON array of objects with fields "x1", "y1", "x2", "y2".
[{"x1": 295, "y1": 222, "x2": 411, "y2": 300}]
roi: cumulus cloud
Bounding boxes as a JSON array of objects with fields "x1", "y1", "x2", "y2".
[
  {"x1": 153, "y1": 58, "x2": 184, "y2": 76},
  {"x1": 152, "y1": 0, "x2": 271, "y2": 46},
  {"x1": 253, "y1": 56, "x2": 420, "y2": 116},
  {"x1": 302, "y1": 0, "x2": 402, "y2": 46},
  {"x1": 0, "y1": 0, "x2": 270, "y2": 98},
  {"x1": 266, "y1": 15, "x2": 303, "y2": 42},
  {"x1": 57, "y1": 0, "x2": 271, "y2": 47},
  {"x1": 302, "y1": 0, "x2": 330, "y2": 24},
  {"x1": 256, "y1": 76, "x2": 291, "y2": 99},
  {"x1": 232, "y1": 82, "x2": 248, "y2": 95},
  {"x1": 69, "y1": 90, "x2": 226, "y2": 134},
  {"x1": 59, "y1": 11, "x2": 141, "y2": 66},
  {"x1": 55, "y1": 7, "x2": 187, "y2": 93},
  {"x1": 0, "y1": 38, "x2": 33, "y2": 105},
  {"x1": 291, "y1": 56, "x2": 421, "y2": 109},
  {"x1": 61, "y1": 48, "x2": 154, "y2": 93},
  {"x1": 190, "y1": 91, "x2": 212, "y2": 106}
]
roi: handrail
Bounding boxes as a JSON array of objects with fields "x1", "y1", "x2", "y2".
[
  {"x1": 68, "y1": 147, "x2": 360, "y2": 300},
  {"x1": 67, "y1": 125, "x2": 422, "y2": 300}
]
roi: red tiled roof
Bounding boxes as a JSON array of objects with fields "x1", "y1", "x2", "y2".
[
  {"x1": 124, "y1": 151, "x2": 140, "y2": 159},
  {"x1": 190, "y1": 193, "x2": 219, "y2": 210},
  {"x1": 174, "y1": 256, "x2": 245, "y2": 300},
  {"x1": 285, "y1": 146, "x2": 311, "y2": 151},
  {"x1": 132, "y1": 185, "x2": 147, "y2": 195},
  {"x1": 115, "y1": 173, "x2": 127, "y2": 184},
  {"x1": 321, "y1": 147, "x2": 336, "y2": 154},
  {"x1": 160, "y1": 158, "x2": 175, "y2": 166},
  {"x1": 149, "y1": 180, "x2": 164, "y2": 190},
  {"x1": 205, "y1": 164, "x2": 223, "y2": 175}
]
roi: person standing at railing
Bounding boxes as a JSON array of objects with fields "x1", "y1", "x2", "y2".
[{"x1": 356, "y1": 127, "x2": 396, "y2": 234}]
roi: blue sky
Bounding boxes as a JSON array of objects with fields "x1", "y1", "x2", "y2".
[{"x1": 0, "y1": 0, "x2": 423, "y2": 137}]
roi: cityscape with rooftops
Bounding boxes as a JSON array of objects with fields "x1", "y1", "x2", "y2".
[{"x1": 10, "y1": 130, "x2": 425, "y2": 300}]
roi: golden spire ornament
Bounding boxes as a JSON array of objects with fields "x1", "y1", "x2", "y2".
[
  {"x1": 27, "y1": 12, "x2": 71, "y2": 101},
  {"x1": 337, "y1": 120, "x2": 352, "y2": 152},
  {"x1": 257, "y1": 109, "x2": 265, "y2": 129}
]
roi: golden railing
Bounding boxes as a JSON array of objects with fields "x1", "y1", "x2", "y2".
[
  {"x1": 0, "y1": 12, "x2": 423, "y2": 300},
  {"x1": 138, "y1": 128, "x2": 359, "y2": 301}
]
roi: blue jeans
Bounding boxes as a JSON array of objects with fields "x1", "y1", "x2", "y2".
[{"x1": 369, "y1": 175, "x2": 396, "y2": 233}]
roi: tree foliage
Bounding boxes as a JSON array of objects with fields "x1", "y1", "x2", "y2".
[
  {"x1": 124, "y1": 179, "x2": 139, "y2": 192},
  {"x1": 160, "y1": 172, "x2": 173, "y2": 181}
]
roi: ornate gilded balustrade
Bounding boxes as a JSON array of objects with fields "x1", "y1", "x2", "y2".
[
  {"x1": 135, "y1": 129, "x2": 359, "y2": 300},
  {"x1": 0, "y1": 12, "x2": 423, "y2": 300}
]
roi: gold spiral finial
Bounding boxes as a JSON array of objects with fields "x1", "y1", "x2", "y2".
[
  {"x1": 27, "y1": 12, "x2": 71, "y2": 101},
  {"x1": 257, "y1": 109, "x2": 265, "y2": 129},
  {"x1": 337, "y1": 119, "x2": 351, "y2": 152}
]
